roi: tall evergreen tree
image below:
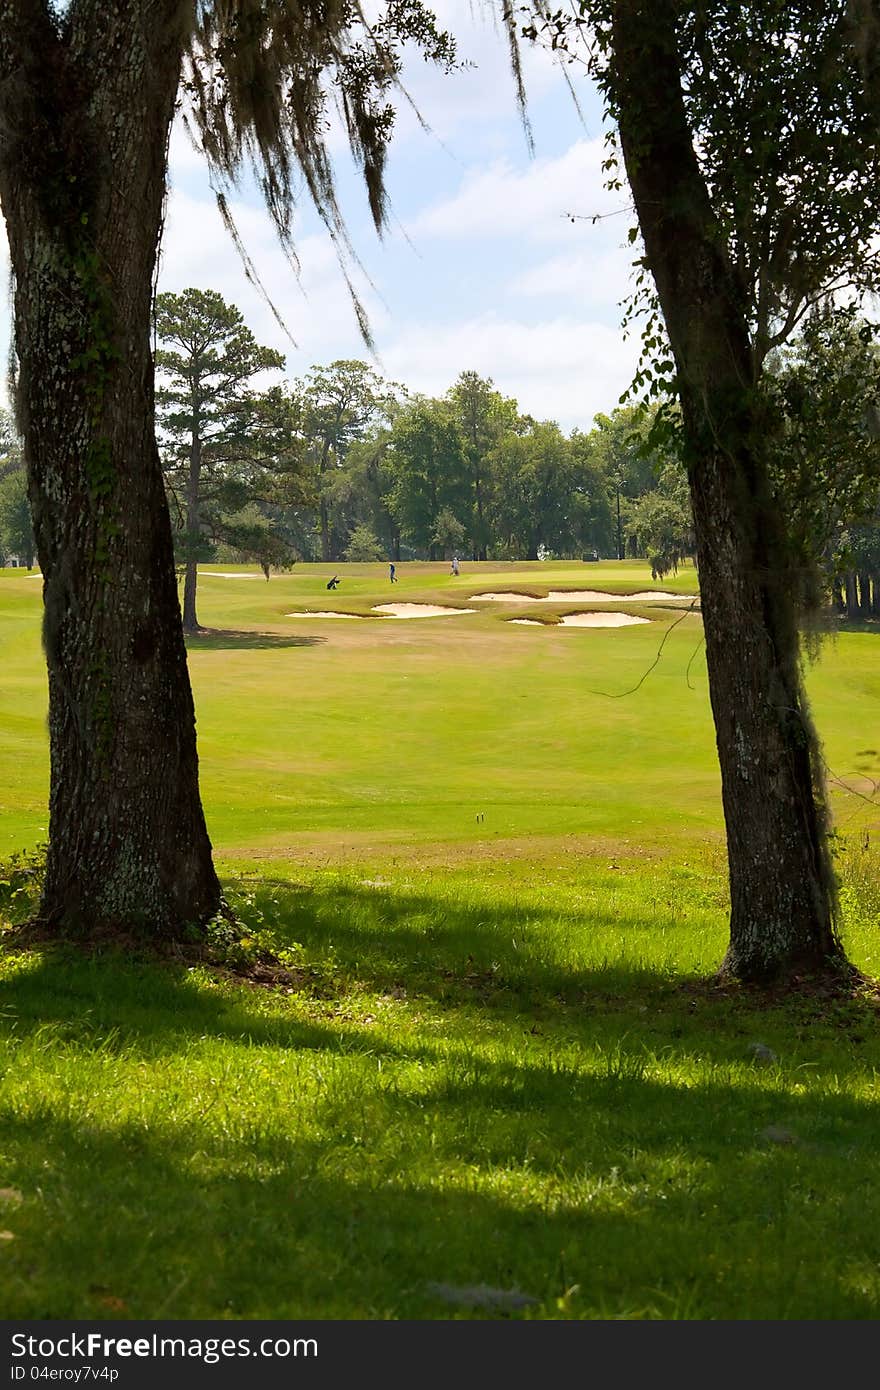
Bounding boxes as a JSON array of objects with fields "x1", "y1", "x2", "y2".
[
  {"x1": 155, "y1": 289, "x2": 289, "y2": 631},
  {"x1": 487, "y1": 421, "x2": 580, "y2": 559}
]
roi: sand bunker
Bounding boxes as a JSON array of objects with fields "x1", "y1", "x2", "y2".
[
  {"x1": 372, "y1": 603, "x2": 476, "y2": 618},
  {"x1": 507, "y1": 618, "x2": 544, "y2": 626},
  {"x1": 559, "y1": 612, "x2": 650, "y2": 628},
  {"x1": 470, "y1": 591, "x2": 543, "y2": 603},
  {"x1": 200, "y1": 572, "x2": 262, "y2": 579},
  {"x1": 286, "y1": 610, "x2": 367, "y2": 619},
  {"x1": 548, "y1": 589, "x2": 684, "y2": 602},
  {"x1": 472, "y1": 588, "x2": 688, "y2": 604}
]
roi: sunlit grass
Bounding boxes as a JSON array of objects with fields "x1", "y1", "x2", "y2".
[
  {"x1": 2, "y1": 857, "x2": 880, "y2": 1319},
  {"x1": 1, "y1": 560, "x2": 879, "y2": 1318}
]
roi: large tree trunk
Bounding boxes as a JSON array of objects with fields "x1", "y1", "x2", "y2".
[
  {"x1": 0, "y1": 0, "x2": 221, "y2": 936},
  {"x1": 610, "y1": 0, "x2": 842, "y2": 983}
]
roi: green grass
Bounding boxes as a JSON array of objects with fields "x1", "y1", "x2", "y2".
[{"x1": 1, "y1": 559, "x2": 880, "y2": 1319}]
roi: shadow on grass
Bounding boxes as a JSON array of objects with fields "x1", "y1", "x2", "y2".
[
  {"x1": 3, "y1": 1032, "x2": 880, "y2": 1319},
  {"x1": 4, "y1": 871, "x2": 880, "y2": 1319},
  {"x1": 0, "y1": 867, "x2": 869, "y2": 1071},
  {"x1": 825, "y1": 614, "x2": 880, "y2": 636},
  {"x1": 185, "y1": 629, "x2": 325, "y2": 650},
  {"x1": 224, "y1": 874, "x2": 723, "y2": 1008}
]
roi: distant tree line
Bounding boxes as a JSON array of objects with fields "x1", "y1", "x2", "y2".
[
  {"x1": 4, "y1": 293, "x2": 879, "y2": 627},
  {"x1": 148, "y1": 290, "x2": 880, "y2": 624},
  {"x1": 150, "y1": 290, "x2": 697, "y2": 604}
]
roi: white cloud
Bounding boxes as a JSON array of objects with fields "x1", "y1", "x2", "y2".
[
  {"x1": 157, "y1": 190, "x2": 389, "y2": 371},
  {"x1": 380, "y1": 313, "x2": 639, "y2": 430},
  {"x1": 510, "y1": 242, "x2": 637, "y2": 311},
  {"x1": 167, "y1": 115, "x2": 210, "y2": 179},
  {"x1": 407, "y1": 138, "x2": 621, "y2": 243}
]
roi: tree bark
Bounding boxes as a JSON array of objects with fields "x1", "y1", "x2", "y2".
[
  {"x1": 610, "y1": 0, "x2": 842, "y2": 982},
  {"x1": 858, "y1": 570, "x2": 872, "y2": 616},
  {"x1": 0, "y1": 0, "x2": 221, "y2": 936}
]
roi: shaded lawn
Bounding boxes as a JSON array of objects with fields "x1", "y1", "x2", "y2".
[{"x1": 2, "y1": 865, "x2": 880, "y2": 1321}]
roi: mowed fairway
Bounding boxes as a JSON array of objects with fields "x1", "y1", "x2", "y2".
[
  {"x1": 3, "y1": 558, "x2": 877, "y2": 862},
  {"x1": 3, "y1": 560, "x2": 880, "y2": 1320}
]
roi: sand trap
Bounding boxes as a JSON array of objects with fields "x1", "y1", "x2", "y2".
[
  {"x1": 285, "y1": 610, "x2": 367, "y2": 619},
  {"x1": 559, "y1": 612, "x2": 650, "y2": 627},
  {"x1": 200, "y1": 572, "x2": 262, "y2": 579},
  {"x1": 470, "y1": 591, "x2": 543, "y2": 603},
  {"x1": 372, "y1": 603, "x2": 476, "y2": 618},
  {"x1": 471, "y1": 588, "x2": 689, "y2": 604},
  {"x1": 546, "y1": 589, "x2": 685, "y2": 602},
  {"x1": 508, "y1": 618, "x2": 544, "y2": 626}
]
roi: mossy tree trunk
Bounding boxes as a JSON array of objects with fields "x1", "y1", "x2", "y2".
[
  {"x1": 0, "y1": 0, "x2": 221, "y2": 936},
  {"x1": 610, "y1": 0, "x2": 843, "y2": 983}
]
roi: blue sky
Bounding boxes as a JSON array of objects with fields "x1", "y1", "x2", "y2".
[{"x1": 1, "y1": 2, "x2": 641, "y2": 432}]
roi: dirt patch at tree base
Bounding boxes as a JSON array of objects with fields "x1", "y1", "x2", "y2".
[{"x1": 680, "y1": 960, "x2": 880, "y2": 1011}]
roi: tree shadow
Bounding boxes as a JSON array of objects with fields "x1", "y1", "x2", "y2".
[
  {"x1": 4, "y1": 901, "x2": 880, "y2": 1319},
  {"x1": 831, "y1": 616, "x2": 880, "y2": 635},
  {"x1": 1, "y1": 869, "x2": 871, "y2": 1071},
  {"x1": 3, "y1": 1042, "x2": 880, "y2": 1319},
  {"x1": 220, "y1": 874, "x2": 726, "y2": 1013},
  {"x1": 185, "y1": 629, "x2": 325, "y2": 650}
]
